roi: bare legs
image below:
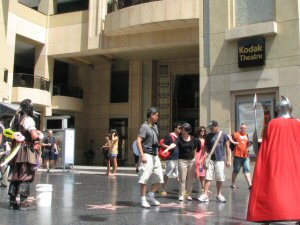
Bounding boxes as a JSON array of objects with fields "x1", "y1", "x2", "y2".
[
  {"x1": 231, "y1": 172, "x2": 252, "y2": 188},
  {"x1": 106, "y1": 157, "x2": 118, "y2": 176},
  {"x1": 199, "y1": 176, "x2": 205, "y2": 192},
  {"x1": 112, "y1": 157, "x2": 118, "y2": 175},
  {"x1": 45, "y1": 159, "x2": 54, "y2": 172},
  {"x1": 106, "y1": 160, "x2": 110, "y2": 176}
]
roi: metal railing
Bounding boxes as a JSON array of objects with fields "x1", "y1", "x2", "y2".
[
  {"x1": 107, "y1": 0, "x2": 161, "y2": 13},
  {"x1": 53, "y1": 85, "x2": 84, "y2": 99},
  {"x1": 13, "y1": 73, "x2": 50, "y2": 91}
]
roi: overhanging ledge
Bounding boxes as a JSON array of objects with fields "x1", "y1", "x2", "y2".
[{"x1": 225, "y1": 21, "x2": 277, "y2": 41}]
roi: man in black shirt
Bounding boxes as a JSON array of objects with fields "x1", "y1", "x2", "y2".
[{"x1": 42, "y1": 130, "x2": 57, "y2": 173}]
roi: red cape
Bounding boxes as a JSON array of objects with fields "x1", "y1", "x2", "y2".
[{"x1": 247, "y1": 118, "x2": 300, "y2": 222}]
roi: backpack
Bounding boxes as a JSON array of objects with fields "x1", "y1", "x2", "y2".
[
  {"x1": 158, "y1": 133, "x2": 176, "y2": 160},
  {"x1": 132, "y1": 140, "x2": 140, "y2": 156}
]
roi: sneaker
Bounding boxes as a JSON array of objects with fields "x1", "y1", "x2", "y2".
[
  {"x1": 141, "y1": 198, "x2": 150, "y2": 208},
  {"x1": 197, "y1": 194, "x2": 209, "y2": 202},
  {"x1": 178, "y1": 196, "x2": 184, "y2": 201},
  {"x1": 216, "y1": 194, "x2": 226, "y2": 203},
  {"x1": 187, "y1": 195, "x2": 193, "y2": 201},
  {"x1": 147, "y1": 196, "x2": 160, "y2": 206}
]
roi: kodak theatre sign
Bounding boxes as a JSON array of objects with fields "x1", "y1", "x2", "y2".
[{"x1": 238, "y1": 37, "x2": 265, "y2": 68}]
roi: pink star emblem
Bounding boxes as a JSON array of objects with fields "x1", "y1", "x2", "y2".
[
  {"x1": 176, "y1": 211, "x2": 214, "y2": 219},
  {"x1": 159, "y1": 203, "x2": 186, "y2": 209},
  {"x1": 86, "y1": 204, "x2": 127, "y2": 211}
]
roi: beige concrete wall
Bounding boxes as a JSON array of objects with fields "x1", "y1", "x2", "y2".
[
  {"x1": 0, "y1": 1, "x2": 9, "y2": 101},
  {"x1": 48, "y1": 11, "x2": 89, "y2": 56},
  {"x1": 52, "y1": 96, "x2": 83, "y2": 112},
  {"x1": 11, "y1": 87, "x2": 51, "y2": 106},
  {"x1": 104, "y1": 0, "x2": 199, "y2": 36},
  {"x1": 15, "y1": 4, "x2": 47, "y2": 44}
]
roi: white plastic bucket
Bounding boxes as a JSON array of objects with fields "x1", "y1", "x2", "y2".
[{"x1": 36, "y1": 184, "x2": 53, "y2": 207}]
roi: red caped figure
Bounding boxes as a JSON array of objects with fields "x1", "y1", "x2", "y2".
[{"x1": 247, "y1": 96, "x2": 300, "y2": 223}]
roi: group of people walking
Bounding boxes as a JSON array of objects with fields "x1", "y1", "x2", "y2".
[{"x1": 136, "y1": 107, "x2": 252, "y2": 208}]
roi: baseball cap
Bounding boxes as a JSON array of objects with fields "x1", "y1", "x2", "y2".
[{"x1": 208, "y1": 120, "x2": 218, "y2": 127}]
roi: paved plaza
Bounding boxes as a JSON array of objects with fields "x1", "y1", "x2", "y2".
[{"x1": 0, "y1": 165, "x2": 256, "y2": 225}]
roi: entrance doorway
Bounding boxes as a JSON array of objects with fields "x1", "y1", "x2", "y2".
[{"x1": 172, "y1": 75, "x2": 199, "y2": 132}]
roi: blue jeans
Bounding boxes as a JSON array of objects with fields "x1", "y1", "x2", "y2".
[{"x1": 233, "y1": 156, "x2": 250, "y2": 174}]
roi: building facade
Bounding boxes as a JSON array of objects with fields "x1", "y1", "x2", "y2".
[{"x1": 0, "y1": 0, "x2": 299, "y2": 165}]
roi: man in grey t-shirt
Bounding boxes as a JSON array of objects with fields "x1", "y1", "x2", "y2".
[{"x1": 137, "y1": 107, "x2": 164, "y2": 208}]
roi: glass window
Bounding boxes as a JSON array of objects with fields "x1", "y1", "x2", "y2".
[
  {"x1": 235, "y1": 93, "x2": 276, "y2": 155},
  {"x1": 235, "y1": 0, "x2": 274, "y2": 26},
  {"x1": 110, "y1": 70, "x2": 129, "y2": 103}
]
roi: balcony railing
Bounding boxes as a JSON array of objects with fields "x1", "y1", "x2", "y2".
[
  {"x1": 53, "y1": 85, "x2": 83, "y2": 99},
  {"x1": 107, "y1": 0, "x2": 161, "y2": 14},
  {"x1": 13, "y1": 73, "x2": 50, "y2": 91}
]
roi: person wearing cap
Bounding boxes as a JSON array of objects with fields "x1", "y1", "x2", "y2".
[
  {"x1": 198, "y1": 120, "x2": 231, "y2": 203},
  {"x1": 136, "y1": 107, "x2": 164, "y2": 208}
]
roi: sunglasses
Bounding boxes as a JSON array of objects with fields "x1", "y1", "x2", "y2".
[{"x1": 200, "y1": 129, "x2": 206, "y2": 132}]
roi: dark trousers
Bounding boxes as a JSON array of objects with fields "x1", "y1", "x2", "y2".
[{"x1": 8, "y1": 181, "x2": 30, "y2": 203}]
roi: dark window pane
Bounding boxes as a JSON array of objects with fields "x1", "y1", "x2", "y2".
[{"x1": 110, "y1": 71, "x2": 129, "y2": 103}]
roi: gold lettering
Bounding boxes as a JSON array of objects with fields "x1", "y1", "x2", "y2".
[
  {"x1": 240, "y1": 54, "x2": 263, "y2": 61},
  {"x1": 239, "y1": 44, "x2": 263, "y2": 54}
]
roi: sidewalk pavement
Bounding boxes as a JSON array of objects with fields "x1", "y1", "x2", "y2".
[{"x1": 0, "y1": 164, "x2": 282, "y2": 225}]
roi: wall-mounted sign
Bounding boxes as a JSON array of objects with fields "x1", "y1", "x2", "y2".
[{"x1": 238, "y1": 37, "x2": 265, "y2": 68}]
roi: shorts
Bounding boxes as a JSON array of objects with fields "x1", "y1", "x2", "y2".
[
  {"x1": 233, "y1": 156, "x2": 250, "y2": 174},
  {"x1": 138, "y1": 154, "x2": 164, "y2": 185},
  {"x1": 43, "y1": 149, "x2": 55, "y2": 160},
  {"x1": 165, "y1": 160, "x2": 179, "y2": 178},
  {"x1": 111, "y1": 154, "x2": 118, "y2": 158},
  {"x1": 205, "y1": 160, "x2": 225, "y2": 182}
]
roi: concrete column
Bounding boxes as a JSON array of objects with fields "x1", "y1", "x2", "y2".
[
  {"x1": 0, "y1": 1, "x2": 9, "y2": 101},
  {"x1": 38, "y1": 0, "x2": 57, "y2": 15},
  {"x1": 35, "y1": 45, "x2": 53, "y2": 88},
  {"x1": 88, "y1": 0, "x2": 106, "y2": 49},
  {"x1": 5, "y1": 0, "x2": 18, "y2": 102},
  {"x1": 128, "y1": 60, "x2": 143, "y2": 163}
]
